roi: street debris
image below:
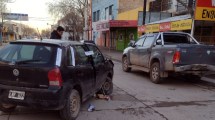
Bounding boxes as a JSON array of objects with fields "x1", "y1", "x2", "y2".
[
  {"x1": 88, "y1": 104, "x2": 95, "y2": 112},
  {"x1": 96, "y1": 94, "x2": 110, "y2": 101}
]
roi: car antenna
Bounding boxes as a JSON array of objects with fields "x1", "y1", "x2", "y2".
[{"x1": 37, "y1": 28, "x2": 43, "y2": 41}]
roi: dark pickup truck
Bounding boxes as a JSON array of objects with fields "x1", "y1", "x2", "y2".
[{"x1": 122, "y1": 32, "x2": 215, "y2": 84}]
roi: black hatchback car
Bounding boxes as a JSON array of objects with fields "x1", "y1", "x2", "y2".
[{"x1": 0, "y1": 40, "x2": 114, "y2": 120}]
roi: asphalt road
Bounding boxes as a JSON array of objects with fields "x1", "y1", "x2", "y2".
[{"x1": 0, "y1": 61, "x2": 215, "y2": 120}]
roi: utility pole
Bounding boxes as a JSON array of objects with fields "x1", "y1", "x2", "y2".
[
  {"x1": 142, "y1": 0, "x2": 147, "y2": 25},
  {"x1": 90, "y1": 0, "x2": 92, "y2": 41},
  {"x1": 0, "y1": 3, "x2": 5, "y2": 45}
]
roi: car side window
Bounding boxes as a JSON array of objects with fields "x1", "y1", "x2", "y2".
[
  {"x1": 87, "y1": 45, "x2": 104, "y2": 64},
  {"x1": 143, "y1": 36, "x2": 156, "y2": 47},
  {"x1": 135, "y1": 37, "x2": 145, "y2": 47},
  {"x1": 74, "y1": 45, "x2": 89, "y2": 65}
]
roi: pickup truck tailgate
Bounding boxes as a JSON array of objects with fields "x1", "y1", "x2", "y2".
[{"x1": 179, "y1": 44, "x2": 215, "y2": 65}]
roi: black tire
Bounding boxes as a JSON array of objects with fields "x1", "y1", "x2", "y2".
[
  {"x1": 60, "y1": 89, "x2": 81, "y2": 120},
  {"x1": 150, "y1": 62, "x2": 162, "y2": 84},
  {"x1": 122, "y1": 56, "x2": 131, "y2": 72},
  {"x1": 0, "y1": 103, "x2": 16, "y2": 113},
  {"x1": 102, "y1": 77, "x2": 113, "y2": 95}
]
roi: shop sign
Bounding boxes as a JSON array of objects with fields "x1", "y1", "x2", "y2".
[
  {"x1": 145, "y1": 24, "x2": 159, "y2": 33},
  {"x1": 171, "y1": 19, "x2": 192, "y2": 31},
  {"x1": 138, "y1": 19, "x2": 192, "y2": 33},
  {"x1": 159, "y1": 22, "x2": 171, "y2": 32},
  {"x1": 138, "y1": 26, "x2": 145, "y2": 33},
  {"x1": 96, "y1": 21, "x2": 109, "y2": 31},
  {"x1": 195, "y1": 0, "x2": 215, "y2": 21}
]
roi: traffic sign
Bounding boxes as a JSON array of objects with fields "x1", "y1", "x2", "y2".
[{"x1": 3, "y1": 13, "x2": 28, "y2": 21}]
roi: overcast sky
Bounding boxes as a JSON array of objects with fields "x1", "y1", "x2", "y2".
[{"x1": 6, "y1": 0, "x2": 55, "y2": 30}]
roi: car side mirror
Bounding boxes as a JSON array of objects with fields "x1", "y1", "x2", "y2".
[
  {"x1": 156, "y1": 39, "x2": 162, "y2": 45},
  {"x1": 128, "y1": 41, "x2": 135, "y2": 47}
]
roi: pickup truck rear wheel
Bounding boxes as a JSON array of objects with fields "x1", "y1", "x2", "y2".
[
  {"x1": 150, "y1": 62, "x2": 162, "y2": 84},
  {"x1": 60, "y1": 89, "x2": 81, "y2": 120},
  {"x1": 122, "y1": 56, "x2": 131, "y2": 72},
  {"x1": 0, "y1": 103, "x2": 16, "y2": 113}
]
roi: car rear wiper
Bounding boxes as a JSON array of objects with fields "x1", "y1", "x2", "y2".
[{"x1": 15, "y1": 59, "x2": 42, "y2": 64}]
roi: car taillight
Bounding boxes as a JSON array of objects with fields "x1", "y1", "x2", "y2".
[
  {"x1": 48, "y1": 68, "x2": 63, "y2": 87},
  {"x1": 173, "y1": 51, "x2": 180, "y2": 64}
]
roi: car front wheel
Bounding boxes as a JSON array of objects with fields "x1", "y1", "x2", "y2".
[
  {"x1": 122, "y1": 56, "x2": 131, "y2": 72},
  {"x1": 60, "y1": 89, "x2": 81, "y2": 120},
  {"x1": 102, "y1": 77, "x2": 113, "y2": 95}
]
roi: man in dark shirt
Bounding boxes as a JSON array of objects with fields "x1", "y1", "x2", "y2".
[{"x1": 50, "y1": 26, "x2": 64, "y2": 39}]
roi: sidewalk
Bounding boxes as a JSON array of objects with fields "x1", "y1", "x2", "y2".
[
  {"x1": 99, "y1": 47, "x2": 123, "y2": 62},
  {"x1": 99, "y1": 46, "x2": 215, "y2": 83}
]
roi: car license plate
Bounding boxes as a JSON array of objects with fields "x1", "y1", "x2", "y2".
[{"x1": 8, "y1": 90, "x2": 25, "y2": 100}]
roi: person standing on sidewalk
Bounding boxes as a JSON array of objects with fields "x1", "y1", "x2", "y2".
[{"x1": 50, "y1": 26, "x2": 64, "y2": 39}]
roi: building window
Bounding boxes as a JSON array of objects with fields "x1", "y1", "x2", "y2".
[
  {"x1": 105, "y1": 7, "x2": 108, "y2": 20},
  {"x1": 93, "y1": 12, "x2": 96, "y2": 22},
  {"x1": 109, "y1": 5, "x2": 113, "y2": 15},
  {"x1": 176, "y1": 0, "x2": 195, "y2": 12},
  {"x1": 149, "y1": 0, "x2": 172, "y2": 12},
  {"x1": 96, "y1": 10, "x2": 100, "y2": 21}
]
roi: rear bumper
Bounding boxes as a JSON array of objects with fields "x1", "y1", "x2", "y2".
[
  {"x1": 0, "y1": 84, "x2": 67, "y2": 110},
  {"x1": 174, "y1": 64, "x2": 215, "y2": 74}
]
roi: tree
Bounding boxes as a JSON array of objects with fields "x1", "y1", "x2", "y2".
[
  {"x1": 22, "y1": 25, "x2": 37, "y2": 37},
  {"x1": 0, "y1": 0, "x2": 7, "y2": 20},
  {"x1": 47, "y1": 0, "x2": 87, "y2": 20},
  {"x1": 41, "y1": 29, "x2": 51, "y2": 38},
  {"x1": 47, "y1": 0, "x2": 88, "y2": 40}
]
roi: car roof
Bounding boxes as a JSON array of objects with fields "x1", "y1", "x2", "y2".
[{"x1": 10, "y1": 39, "x2": 84, "y2": 47}]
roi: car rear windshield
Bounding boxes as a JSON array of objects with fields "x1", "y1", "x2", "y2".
[
  {"x1": 0, "y1": 43, "x2": 56, "y2": 65},
  {"x1": 163, "y1": 34, "x2": 197, "y2": 45}
]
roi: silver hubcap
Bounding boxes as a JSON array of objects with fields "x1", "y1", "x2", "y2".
[
  {"x1": 152, "y1": 66, "x2": 159, "y2": 80},
  {"x1": 103, "y1": 81, "x2": 110, "y2": 91},
  {"x1": 70, "y1": 95, "x2": 79, "y2": 116}
]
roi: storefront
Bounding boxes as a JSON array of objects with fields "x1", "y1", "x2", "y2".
[
  {"x1": 138, "y1": 0, "x2": 215, "y2": 45},
  {"x1": 194, "y1": 0, "x2": 215, "y2": 45},
  {"x1": 95, "y1": 20, "x2": 138, "y2": 51}
]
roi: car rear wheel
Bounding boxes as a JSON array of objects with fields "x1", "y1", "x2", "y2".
[
  {"x1": 60, "y1": 89, "x2": 81, "y2": 120},
  {"x1": 150, "y1": 62, "x2": 162, "y2": 84},
  {"x1": 0, "y1": 103, "x2": 17, "y2": 113},
  {"x1": 122, "y1": 56, "x2": 131, "y2": 72}
]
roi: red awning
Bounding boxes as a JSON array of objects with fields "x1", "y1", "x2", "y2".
[
  {"x1": 109, "y1": 20, "x2": 137, "y2": 27},
  {"x1": 96, "y1": 20, "x2": 137, "y2": 32}
]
